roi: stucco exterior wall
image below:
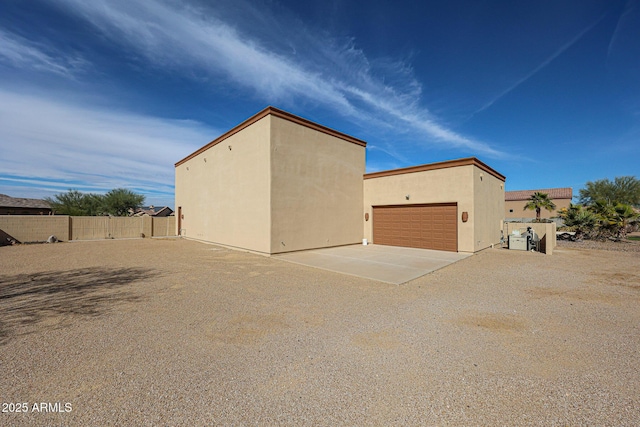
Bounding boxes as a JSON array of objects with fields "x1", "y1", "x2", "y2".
[
  {"x1": 472, "y1": 166, "x2": 505, "y2": 251},
  {"x1": 269, "y1": 116, "x2": 365, "y2": 253},
  {"x1": 175, "y1": 116, "x2": 272, "y2": 253},
  {"x1": 505, "y1": 199, "x2": 571, "y2": 219},
  {"x1": 363, "y1": 165, "x2": 476, "y2": 252}
]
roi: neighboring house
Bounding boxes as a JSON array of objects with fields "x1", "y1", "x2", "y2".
[
  {"x1": 505, "y1": 187, "x2": 572, "y2": 220},
  {"x1": 133, "y1": 206, "x2": 174, "y2": 217},
  {"x1": 0, "y1": 194, "x2": 52, "y2": 215},
  {"x1": 175, "y1": 106, "x2": 505, "y2": 255}
]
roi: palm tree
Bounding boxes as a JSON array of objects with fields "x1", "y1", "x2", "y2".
[
  {"x1": 524, "y1": 192, "x2": 556, "y2": 221},
  {"x1": 601, "y1": 203, "x2": 639, "y2": 241},
  {"x1": 559, "y1": 204, "x2": 598, "y2": 241}
]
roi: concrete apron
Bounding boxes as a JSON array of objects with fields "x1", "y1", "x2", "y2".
[{"x1": 275, "y1": 244, "x2": 472, "y2": 285}]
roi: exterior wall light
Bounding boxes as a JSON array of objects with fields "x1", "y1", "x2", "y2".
[{"x1": 405, "y1": 194, "x2": 410, "y2": 200}]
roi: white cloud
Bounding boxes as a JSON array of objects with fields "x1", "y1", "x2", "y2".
[
  {"x1": 0, "y1": 90, "x2": 216, "y2": 204},
  {"x1": 0, "y1": 28, "x2": 88, "y2": 78},
  {"x1": 54, "y1": 0, "x2": 504, "y2": 158}
]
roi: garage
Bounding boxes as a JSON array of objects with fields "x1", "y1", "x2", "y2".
[
  {"x1": 364, "y1": 158, "x2": 505, "y2": 253},
  {"x1": 372, "y1": 203, "x2": 458, "y2": 252}
]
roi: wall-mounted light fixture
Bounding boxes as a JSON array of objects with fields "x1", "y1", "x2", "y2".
[
  {"x1": 228, "y1": 145, "x2": 232, "y2": 151},
  {"x1": 462, "y1": 212, "x2": 469, "y2": 222},
  {"x1": 405, "y1": 194, "x2": 410, "y2": 200},
  {"x1": 364, "y1": 213, "x2": 369, "y2": 221}
]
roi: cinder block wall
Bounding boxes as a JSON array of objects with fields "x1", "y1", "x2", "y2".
[
  {"x1": 151, "y1": 217, "x2": 176, "y2": 237},
  {"x1": 71, "y1": 216, "x2": 148, "y2": 240},
  {"x1": 0, "y1": 216, "x2": 175, "y2": 245},
  {"x1": 0, "y1": 216, "x2": 70, "y2": 243}
]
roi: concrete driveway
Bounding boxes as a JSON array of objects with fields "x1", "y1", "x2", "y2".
[{"x1": 275, "y1": 244, "x2": 471, "y2": 284}]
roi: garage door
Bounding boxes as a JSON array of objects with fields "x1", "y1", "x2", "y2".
[{"x1": 373, "y1": 203, "x2": 458, "y2": 252}]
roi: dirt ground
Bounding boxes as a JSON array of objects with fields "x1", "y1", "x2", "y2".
[{"x1": 1, "y1": 238, "x2": 639, "y2": 426}]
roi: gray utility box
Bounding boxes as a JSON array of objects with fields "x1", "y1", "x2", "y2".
[{"x1": 508, "y1": 235, "x2": 529, "y2": 251}]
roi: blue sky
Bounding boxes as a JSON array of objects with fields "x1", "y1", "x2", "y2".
[{"x1": 1, "y1": 0, "x2": 638, "y2": 209}]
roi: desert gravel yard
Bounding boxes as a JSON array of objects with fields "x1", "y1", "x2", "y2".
[{"x1": 1, "y1": 238, "x2": 639, "y2": 426}]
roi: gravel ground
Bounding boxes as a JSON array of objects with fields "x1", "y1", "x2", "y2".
[
  {"x1": 557, "y1": 237, "x2": 640, "y2": 253},
  {"x1": 1, "y1": 238, "x2": 639, "y2": 426}
]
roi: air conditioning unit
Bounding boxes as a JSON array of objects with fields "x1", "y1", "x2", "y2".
[
  {"x1": 508, "y1": 234, "x2": 528, "y2": 251},
  {"x1": 508, "y1": 227, "x2": 539, "y2": 251}
]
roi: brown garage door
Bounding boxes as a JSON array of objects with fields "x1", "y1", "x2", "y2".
[{"x1": 373, "y1": 203, "x2": 458, "y2": 252}]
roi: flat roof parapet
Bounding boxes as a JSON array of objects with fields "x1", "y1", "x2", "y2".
[
  {"x1": 175, "y1": 106, "x2": 366, "y2": 167},
  {"x1": 364, "y1": 157, "x2": 506, "y2": 182}
]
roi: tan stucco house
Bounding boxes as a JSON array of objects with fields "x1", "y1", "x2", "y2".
[
  {"x1": 175, "y1": 107, "x2": 505, "y2": 255},
  {"x1": 505, "y1": 188, "x2": 572, "y2": 220}
]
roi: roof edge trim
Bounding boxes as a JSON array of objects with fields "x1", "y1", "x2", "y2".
[
  {"x1": 175, "y1": 106, "x2": 366, "y2": 166},
  {"x1": 363, "y1": 157, "x2": 506, "y2": 182}
]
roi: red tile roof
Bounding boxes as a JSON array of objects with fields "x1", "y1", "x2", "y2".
[{"x1": 505, "y1": 188, "x2": 572, "y2": 201}]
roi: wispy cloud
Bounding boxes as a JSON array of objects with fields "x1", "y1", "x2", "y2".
[
  {"x1": 54, "y1": 0, "x2": 503, "y2": 158},
  {"x1": 0, "y1": 28, "x2": 88, "y2": 78},
  {"x1": 56, "y1": 0, "x2": 359, "y2": 116},
  {"x1": 607, "y1": 0, "x2": 637, "y2": 59},
  {"x1": 0, "y1": 90, "x2": 216, "y2": 204},
  {"x1": 471, "y1": 14, "x2": 607, "y2": 117}
]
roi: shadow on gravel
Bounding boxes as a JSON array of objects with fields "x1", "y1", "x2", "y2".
[{"x1": 0, "y1": 267, "x2": 157, "y2": 345}]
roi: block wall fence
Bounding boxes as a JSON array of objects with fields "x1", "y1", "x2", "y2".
[{"x1": 0, "y1": 216, "x2": 176, "y2": 245}]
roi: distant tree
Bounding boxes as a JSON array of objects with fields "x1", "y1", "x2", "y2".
[
  {"x1": 45, "y1": 188, "x2": 144, "y2": 216},
  {"x1": 82, "y1": 193, "x2": 106, "y2": 216},
  {"x1": 579, "y1": 176, "x2": 640, "y2": 207},
  {"x1": 102, "y1": 188, "x2": 145, "y2": 216},
  {"x1": 45, "y1": 190, "x2": 102, "y2": 216},
  {"x1": 523, "y1": 192, "x2": 556, "y2": 221}
]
